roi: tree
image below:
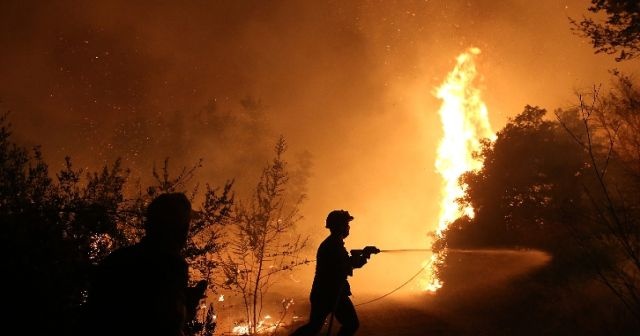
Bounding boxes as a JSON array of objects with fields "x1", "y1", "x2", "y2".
[
  {"x1": 556, "y1": 75, "x2": 640, "y2": 322},
  {"x1": 1, "y1": 112, "x2": 133, "y2": 334},
  {"x1": 571, "y1": 0, "x2": 640, "y2": 61},
  {"x1": 218, "y1": 137, "x2": 309, "y2": 335}
]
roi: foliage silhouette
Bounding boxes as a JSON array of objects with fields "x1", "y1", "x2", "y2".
[
  {"x1": 571, "y1": 0, "x2": 640, "y2": 61},
  {"x1": 1, "y1": 113, "x2": 233, "y2": 335},
  {"x1": 556, "y1": 74, "x2": 640, "y2": 322}
]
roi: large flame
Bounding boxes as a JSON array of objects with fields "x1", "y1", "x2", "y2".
[{"x1": 422, "y1": 47, "x2": 495, "y2": 292}]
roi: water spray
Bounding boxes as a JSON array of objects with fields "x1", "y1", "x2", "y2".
[
  {"x1": 378, "y1": 248, "x2": 432, "y2": 253},
  {"x1": 350, "y1": 246, "x2": 432, "y2": 258},
  {"x1": 354, "y1": 247, "x2": 523, "y2": 255}
]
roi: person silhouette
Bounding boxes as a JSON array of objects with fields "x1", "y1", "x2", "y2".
[
  {"x1": 85, "y1": 192, "x2": 206, "y2": 336},
  {"x1": 291, "y1": 210, "x2": 372, "y2": 336}
]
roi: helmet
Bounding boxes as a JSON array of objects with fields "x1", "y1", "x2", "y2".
[{"x1": 325, "y1": 210, "x2": 354, "y2": 229}]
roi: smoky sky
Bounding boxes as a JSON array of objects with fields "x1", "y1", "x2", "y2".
[{"x1": 1, "y1": 0, "x2": 637, "y2": 262}]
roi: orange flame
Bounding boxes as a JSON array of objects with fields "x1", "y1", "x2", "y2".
[
  {"x1": 230, "y1": 298, "x2": 295, "y2": 334},
  {"x1": 422, "y1": 47, "x2": 495, "y2": 292}
]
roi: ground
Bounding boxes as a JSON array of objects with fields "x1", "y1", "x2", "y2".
[{"x1": 263, "y1": 249, "x2": 637, "y2": 335}]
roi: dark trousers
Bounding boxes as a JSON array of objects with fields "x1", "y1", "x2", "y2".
[{"x1": 290, "y1": 293, "x2": 359, "y2": 336}]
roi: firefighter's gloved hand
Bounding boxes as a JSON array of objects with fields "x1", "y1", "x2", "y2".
[{"x1": 363, "y1": 246, "x2": 380, "y2": 256}]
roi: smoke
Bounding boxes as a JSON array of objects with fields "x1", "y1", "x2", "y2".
[{"x1": 1, "y1": 0, "x2": 637, "y2": 295}]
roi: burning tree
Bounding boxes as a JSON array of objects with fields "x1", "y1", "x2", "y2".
[
  {"x1": 440, "y1": 105, "x2": 588, "y2": 251},
  {"x1": 218, "y1": 137, "x2": 309, "y2": 335},
  {"x1": 434, "y1": 74, "x2": 640, "y2": 329}
]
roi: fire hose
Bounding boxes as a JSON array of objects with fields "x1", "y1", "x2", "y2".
[{"x1": 351, "y1": 248, "x2": 432, "y2": 307}]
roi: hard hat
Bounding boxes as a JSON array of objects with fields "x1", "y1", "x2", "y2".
[{"x1": 325, "y1": 210, "x2": 354, "y2": 229}]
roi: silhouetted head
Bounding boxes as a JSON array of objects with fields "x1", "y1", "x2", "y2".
[
  {"x1": 145, "y1": 192, "x2": 192, "y2": 251},
  {"x1": 326, "y1": 209, "x2": 353, "y2": 238}
]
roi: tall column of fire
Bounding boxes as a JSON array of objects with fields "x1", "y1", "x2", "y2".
[{"x1": 423, "y1": 47, "x2": 495, "y2": 292}]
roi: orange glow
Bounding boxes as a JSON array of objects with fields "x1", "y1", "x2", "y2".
[
  {"x1": 423, "y1": 47, "x2": 495, "y2": 292},
  {"x1": 230, "y1": 298, "x2": 294, "y2": 335},
  {"x1": 231, "y1": 315, "x2": 276, "y2": 335}
]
